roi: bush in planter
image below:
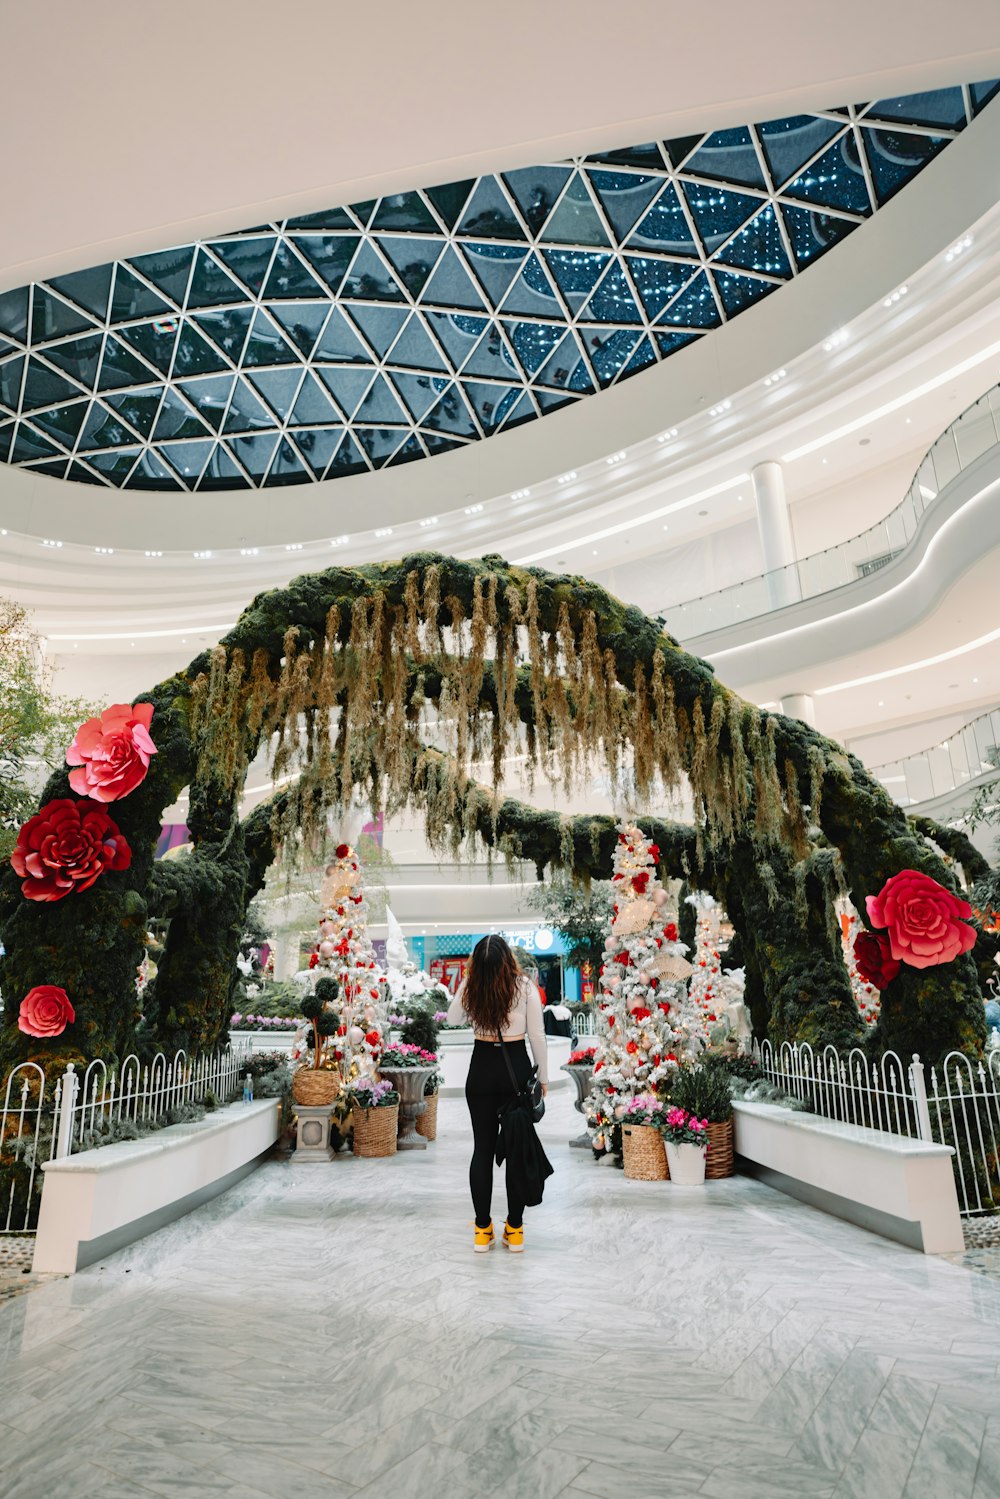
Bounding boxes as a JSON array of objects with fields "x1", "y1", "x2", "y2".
[
  {"x1": 669, "y1": 1064, "x2": 734, "y2": 1122},
  {"x1": 400, "y1": 1007, "x2": 439, "y2": 1052},
  {"x1": 350, "y1": 1077, "x2": 399, "y2": 1110},
  {"x1": 300, "y1": 989, "x2": 341, "y2": 1070},
  {"x1": 379, "y1": 1043, "x2": 438, "y2": 1069}
]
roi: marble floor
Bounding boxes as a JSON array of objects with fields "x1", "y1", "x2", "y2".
[{"x1": 0, "y1": 1091, "x2": 997, "y2": 1499}]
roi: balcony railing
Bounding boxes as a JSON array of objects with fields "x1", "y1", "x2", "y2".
[
  {"x1": 660, "y1": 382, "x2": 1000, "y2": 638},
  {"x1": 870, "y1": 705, "x2": 1000, "y2": 809}
]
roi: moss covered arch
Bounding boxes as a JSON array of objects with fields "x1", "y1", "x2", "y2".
[{"x1": 0, "y1": 554, "x2": 985, "y2": 1072}]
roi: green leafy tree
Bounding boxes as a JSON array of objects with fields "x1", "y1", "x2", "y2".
[{"x1": 526, "y1": 874, "x2": 613, "y2": 973}]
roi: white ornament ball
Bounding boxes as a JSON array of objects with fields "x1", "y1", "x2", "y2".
[
  {"x1": 653, "y1": 889, "x2": 668, "y2": 908},
  {"x1": 348, "y1": 1025, "x2": 364, "y2": 1046},
  {"x1": 319, "y1": 940, "x2": 335, "y2": 958}
]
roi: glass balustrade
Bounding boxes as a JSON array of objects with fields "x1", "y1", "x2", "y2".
[
  {"x1": 871, "y1": 706, "x2": 1000, "y2": 809},
  {"x1": 660, "y1": 383, "x2": 1000, "y2": 638}
]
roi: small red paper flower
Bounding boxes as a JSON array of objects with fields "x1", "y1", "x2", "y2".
[
  {"x1": 335, "y1": 843, "x2": 350, "y2": 859},
  {"x1": 308, "y1": 952, "x2": 319, "y2": 969},
  {"x1": 631, "y1": 1006, "x2": 652, "y2": 1021},
  {"x1": 66, "y1": 702, "x2": 156, "y2": 803},
  {"x1": 854, "y1": 930, "x2": 901, "y2": 989},
  {"x1": 12, "y1": 798, "x2": 131, "y2": 902},
  {"x1": 648, "y1": 844, "x2": 661, "y2": 861},
  {"x1": 626, "y1": 1040, "x2": 638, "y2": 1054},
  {"x1": 365, "y1": 1030, "x2": 380, "y2": 1046},
  {"x1": 18, "y1": 985, "x2": 75, "y2": 1038},
  {"x1": 664, "y1": 923, "x2": 678, "y2": 942},
  {"x1": 632, "y1": 872, "x2": 650, "y2": 893}
]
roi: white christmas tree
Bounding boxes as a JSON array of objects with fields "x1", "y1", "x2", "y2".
[
  {"x1": 317, "y1": 841, "x2": 390, "y2": 1077},
  {"x1": 587, "y1": 823, "x2": 705, "y2": 1151},
  {"x1": 686, "y1": 892, "x2": 724, "y2": 1028},
  {"x1": 840, "y1": 906, "x2": 881, "y2": 1028}
]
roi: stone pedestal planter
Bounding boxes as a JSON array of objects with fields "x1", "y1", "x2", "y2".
[
  {"x1": 292, "y1": 1104, "x2": 335, "y2": 1161},
  {"x1": 665, "y1": 1141, "x2": 707, "y2": 1185},
  {"x1": 378, "y1": 1066, "x2": 436, "y2": 1150},
  {"x1": 561, "y1": 1063, "x2": 595, "y2": 1149}
]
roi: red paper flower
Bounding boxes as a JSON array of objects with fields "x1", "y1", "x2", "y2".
[
  {"x1": 18, "y1": 985, "x2": 75, "y2": 1038},
  {"x1": 632, "y1": 872, "x2": 650, "y2": 893},
  {"x1": 66, "y1": 702, "x2": 156, "y2": 803},
  {"x1": 364, "y1": 1030, "x2": 380, "y2": 1046},
  {"x1": 626, "y1": 1040, "x2": 638, "y2": 1054},
  {"x1": 648, "y1": 844, "x2": 661, "y2": 861},
  {"x1": 308, "y1": 952, "x2": 319, "y2": 969},
  {"x1": 866, "y1": 870, "x2": 977, "y2": 969},
  {"x1": 853, "y1": 929, "x2": 901, "y2": 989},
  {"x1": 658, "y1": 1002, "x2": 671, "y2": 1014},
  {"x1": 11, "y1": 798, "x2": 131, "y2": 902},
  {"x1": 664, "y1": 923, "x2": 678, "y2": 942},
  {"x1": 631, "y1": 1006, "x2": 652, "y2": 1021},
  {"x1": 335, "y1": 843, "x2": 350, "y2": 858}
]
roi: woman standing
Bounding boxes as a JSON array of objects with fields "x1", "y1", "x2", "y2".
[{"x1": 447, "y1": 935, "x2": 549, "y2": 1253}]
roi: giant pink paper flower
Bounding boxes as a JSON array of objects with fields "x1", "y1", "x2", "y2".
[
  {"x1": 66, "y1": 702, "x2": 156, "y2": 802},
  {"x1": 11, "y1": 797, "x2": 131, "y2": 901},
  {"x1": 18, "y1": 986, "x2": 75, "y2": 1038},
  {"x1": 866, "y1": 869, "x2": 977, "y2": 970}
]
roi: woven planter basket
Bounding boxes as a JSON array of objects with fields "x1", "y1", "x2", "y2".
[
  {"x1": 292, "y1": 1069, "x2": 340, "y2": 1107},
  {"x1": 622, "y1": 1123, "x2": 668, "y2": 1181},
  {"x1": 352, "y1": 1103, "x2": 399, "y2": 1157},
  {"x1": 705, "y1": 1117, "x2": 735, "y2": 1179},
  {"x1": 416, "y1": 1091, "x2": 438, "y2": 1141}
]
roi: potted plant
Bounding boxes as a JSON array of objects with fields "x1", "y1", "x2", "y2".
[
  {"x1": 619, "y1": 1093, "x2": 670, "y2": 1180},
  {"x1": 377, "y1": 1043, "x2": 439, "y2": 1151},
  {"x1": 661, "y1": 1106, "x2": 709, "y2": 1184},
  {"x1": 416, "y1": 1065, "x2": 443, "y2": 1141},
  {"x1": 291, "y1": 986, "x2": 341, "y2": 1106},
  {"x1": 675, "y1": 1059, "x2": 736, "y2": 1177},
  {"x1": 350, "y1": 1077, "x2": 400, "y2": 1157}
]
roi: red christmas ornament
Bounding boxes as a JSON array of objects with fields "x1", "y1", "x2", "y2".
[{"x1": 335, "y1": 843, "x2": 350, "y2": 859}]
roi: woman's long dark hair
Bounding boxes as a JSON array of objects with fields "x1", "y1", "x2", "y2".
[{"x1": 463, "y1": 935, "x2": 520, "y2": 1033}]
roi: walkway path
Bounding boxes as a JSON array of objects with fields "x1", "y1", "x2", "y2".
[{"x1": 0, "y1": 1091, "x2": 997, "y2": 1498}]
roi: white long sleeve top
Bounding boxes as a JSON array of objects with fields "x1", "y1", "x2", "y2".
[{"x1": 446, "y1": 975, "x2": 549, "y2": 1084}]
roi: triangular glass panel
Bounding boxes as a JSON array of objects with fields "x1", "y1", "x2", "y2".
[
  {"x1": 386, "y1": 433, "x2": 424, "y2": 466},
  {"x1": 261, "y1": 241, "x2": 327, "y2": 300},
  {"x1": 588, "y1": 330, "x2": 641, "y2": 388},
  {"x1": 663, "y1": 135, "x2": 704, "y2": 169},
  {"x1": 682, "y1": 182, "x2": 765, "y2": 256},
  {"x1": 460, "y1": 380, "x2": 521, "y2": 433},
  {"x1": 456, "y1": 178, "x2": 526, "y2": 241},
  {"x1": 291, "y1": 425, "x2": 345, "y2": 478},
  {"x1": 683, "y1": 128, "x2": 767, "y2": 190},
  {"x1": 971, "y1": 80, "x2": 1000, "y2": 115},
  {"x1": 110, "y1": 265, "x2": 172, "y2": 323},
  {"x1": 31, "y1": 288, "x2": 95, "y2": 345},
  {"x1": 284, "y1": 206, "x2": 356, "y2": 231},
  {"x1": 341, "y1": 240, "x2": 407, "y2": 302},
  {"x1": 386, "y1": 312, "x2": 450, "y2": 372},
  {"x1": 270, "y1": 302, "x2": 331, "y2": 358},
  {"x1": 352, "y1": 200, "x2": 377, "y2": 229},
  {"x1": 229, "y1": 432, "x2": 280, "y2": 482},
  {"x1": 587, "y1": 142, "x2": 665, "y2": 170},
  {"x1": 501, "y1": 321, "x2": 564, "y2": 378},
  {"x1": 863, "y1": 88, "x2": 967, "y2": 130},
  {"x1": 312, "y1": 306, "x2": 371, "y2": 364},
  {"x1": 378, "y1": 237, "x2": 446, "y2": 298},
  {"x1": 624, "y1": 257, "x2": 695, "y2": 320},
  {"x1": 170, "y1": 321, "x2": 230, "y2": 378},
  {"x1": 242, "y1": 309, "x2": 299, "y2": 367},
  {"x1": 356, "y1": 426, "x2": 409, "y2": 467},
  {"x1": 48, "y1": 265, "x2": 113, "y2": 321},
  {"x1": 78, "y1": 402, "x2": 133, "y2": 451},
  {"x1": 618, "y1": 334, "x2": 656, "y2": 380},
  {"x1": 159, "y1": 440, "x2": 215, "y2": 482},
  {"x1": 290, "y1": 371, "x2": 340, "y2": 427},
  {"x1": 126, "y1": 450, "x2": 183, "y2": 490},
  {"x1": 193, "y1": 305, "x2": 255, "y2": 364},
  {"x1": 186, "y1": 249, "x2": 251, "y2": 309},
  {"x1": 711, "y1": 269, "x2": 780, "y2": 318},
  {"x1": 223, "y1": 378, "x2": 277, "y2": 434},
  {"x1": 757, "y1": 116, "x2": 843, "y2": 188},
  {"x1": 577, "y1": 263, "x2": 644, "y2": 324},
  {"x1": 653, "y1": 329, "x2": 701, "y2": 359},
  {"x1": 247, "y1": 367, "x2": 305, "y2": 422},
  {"x1": 67, "y1": 459, "x2": 107, "y2": 485},
  {"x1": 503, "y1": 165, "x2": 574, "y2": 235},
  {"x1": 178, "y1": 374, "x2": 236, "y2": 431},
  {"x1": 211, "y1": 238, "x2": 277, "y2": 297},
  {"x1": 586, "y1": 171, "x2": 662, "y2": 242},
  {"x1": 0, "y1": 338, "x2": 14, "y2": 361},
  {"x1": 861, "y1": 128, "x2": 948, "y2": 206},
  {"x1": 118, "y1": 319, "x2": 179, "y2": 376},
  {"x1": 540, "y1": 173, "x2": 611, "y2": 248},
  {"x1": 346, "y1": 303, "x2": 409, "y2": 358},
  {"x1": 127, "y1": 247, "x2": 195, "y2": 307},
  {"x1": 783, "y1": 134, "x2": 871, "y2": 215},
  {"x1": 534, "y1": 389, "x2": 575, "y2": 416},
  {"x1": 44, "y1": 332, "x2": 105, "y2": 389},
  {"x1": 425, "y1": 312, "x2": 486, "y2": 371},
  {"x1": 714, "y1": 204, "x2": 792, "y2": 277},
  {"x1": 11, "y1": 422, "x2": 61, "y2": 463},
  {"x1": 390, "y1": 370, "x2": 448, "y2": 423},
  {"x1": 0, "y1": 354, "x2": 24, "y2": 411},
  {"x1": 104, "y1": 387, "x2": 164, "y2": 439},
  {"x1": 22, "y1": 356, "x2": 88, "y2": 410},
  {"x1": 425, "y1": 179, "x2": 475, "y2": 230},
  {"x1": 461, "y1": 326, "x2": 517, "y2": 381},
  {"x1": 656, "y1": 271, "x2": 721, "y2": 329},
  {"x1": 326, "y1": 430, "x2": 369, "y2": 476},
  {"x1": 198, "y1": 443, "x2": 252, "y2": 490},
  {"x1": 496, "y1": 389, "x2": 535, "y2": 431},
  {"x1": 355, "y1": 373, "x2": 407, "y2": 424},
  {"x1": 499, "y1": 252, "x2": 560, "y2": 318},
  {"x1": 370, "y1": 191, "x2": 439, "y2": 234},
  {"x1": 0, "y1": 288, "x2": 29, "y2": 343},
  {"x1": 316, "y1": 366, "x2": 376, "y2": 419},
  {"x1": 99, "y1": 334, "x2": 164, "y2": 390},
  {"x1": 541, "y1": 249, "x2": 610, "y2": 314},
  {"x1": 534, "y1": 331, "x2": 594, "y2": 393},
  {"x1": 420, "y1": 244, "x2": 489, "y2": 311},
  {"x1": 154, "y1": 387, "x2": 213, "y2": 440},
  {"x1": 266, "y1": 437, "x2": 311, "y2": 486},
  {"x1": 79, "y1": 445, "x2": 139, "y2": 482},
  {"x1": 25, "y1": 457, "x2": 70, "y2": 479},
  {"x1": 779, "y1": 202, "x2": 858, "y2": 268},
  {"x1": 32, "y1": 399, "x2": 89, "y2": 445},
  {"x1": 421, "y1": 430, "x2": 462, "y2": 455},
  {"x1": 460, "y1": 242, "x2": 529, "y2": 307},
  {"x1": 628, "y1": 184, "x2": 699, "y2": 257}
]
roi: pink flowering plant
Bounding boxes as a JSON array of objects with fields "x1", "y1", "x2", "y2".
[
  {"x1": 379, "y1": 1042, "x2": 438, "y2": 1068},
  {"x1": 662, "y1": 1106, "x2": 709, "y2": 1147},
  {"x1": 620, "y1": 1093, "x2": 671, "y2": 1129},
  {"x1": 351, "y1": 1077, "x2": 399, "y2": 1110},
  {"x1": 230, "y1": 1012, "x2": 303, "y2": 1032}
]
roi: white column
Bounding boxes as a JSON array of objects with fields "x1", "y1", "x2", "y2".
[
  {"x1": 753, "y1": 461, "x2": 801, "y2": 609},
  {"x1": 780, "y1": 693, "x2": 816, "y2": 727}
]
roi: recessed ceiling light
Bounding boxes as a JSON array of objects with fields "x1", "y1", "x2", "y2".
[
  {"x1": 878, "y1": 699, "x2": 884, "y2": 706},
  {"x1": 973, "y1": 676, "x2": 979, "y2": 683},
  {"x1": 464, "y1": 504, "x2": 484, "y2": 514}
]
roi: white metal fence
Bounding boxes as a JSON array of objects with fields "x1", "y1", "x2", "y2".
[{"x1": 1, "y1": 1044, "x2": 251, "y2": 1234}]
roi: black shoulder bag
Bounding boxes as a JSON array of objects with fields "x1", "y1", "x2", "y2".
[{"x1": 497, "y1": 1031, "x2": 545, "y2": 1122}]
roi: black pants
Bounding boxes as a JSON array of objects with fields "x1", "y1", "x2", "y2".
[{"x1": 466, "y1": 1039, "x2": 531, "y2": 1229}]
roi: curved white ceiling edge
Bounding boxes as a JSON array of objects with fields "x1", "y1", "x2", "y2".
[
  {"x1": 4, "y1": 1, "x2": 1000, "y2": 291},
  {"x1": 3, "y1": 99, "x2": 999, "y2": 554}
]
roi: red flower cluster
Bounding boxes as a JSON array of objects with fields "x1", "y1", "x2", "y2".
[
  {"x1": 11, "y1": 798, "x2": 131, "y2": 902},
  {"x1": 853, "y1": 930, "x2": 900, "y2": 989},
  {"x1": 365, "y1": 1030, "x2": 381, "y2": 1046},
  {"x1": 664, "y1": 923, "x2": 678, "y2": 942},
  {"x1": 632, "y1": 872, "x2": 650, "y2": 894}
]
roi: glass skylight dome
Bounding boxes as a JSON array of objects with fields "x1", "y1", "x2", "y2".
[{"x1": 0, "y1": 82, "x2": 995, "y2": 492}]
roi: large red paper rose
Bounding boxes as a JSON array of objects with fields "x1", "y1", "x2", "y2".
[
  {"x1": 66, "y1": 702, "x2": 156, "y2": 803},
  {"x1": 11, "y1": 798, "x2": 131, "y2": 902},
  {"x1": 853, "y1": 930, "x2": 900, "y2": 989},
  {"x1": 866, "y1": 870, "x2": 977, "y2": 969},
  {"x1": 18, "y1": 986, "x2": 75, "y2": 1038}
]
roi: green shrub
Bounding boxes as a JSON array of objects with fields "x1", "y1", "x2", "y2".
[{"x1": 670, "y1": 1064, "x2": 733, "y2": 1122}]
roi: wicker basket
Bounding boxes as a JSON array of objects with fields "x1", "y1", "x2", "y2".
[
  {"x1": 705, "y1": 1117, "x2": 735, "y2": 1179},
  {"x1": 292, "y1": 1068, "x2": 340, "y2": 1107},
  {"x1": 622, "y1": 1123, "x2": 668, "y2": 1181},
  {"x1": 352, "y1": 1103, "x2": 399, "y2": 1157},
  {"x1": 416, "y1": 1091, "x2": 438, "y2": 1141}
]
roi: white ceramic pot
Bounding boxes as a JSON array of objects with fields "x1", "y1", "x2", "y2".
[{"x1": 665, "y1": 1140, "x2": 707, "y2": 1185}]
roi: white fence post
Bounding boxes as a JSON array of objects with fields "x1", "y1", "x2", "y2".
[
  {"x1": 55, "y1": 1063, "x2": 79, "y2": 1159},
  {"x1": 908, "y1": 1054, "x2": 933, "y2": 1142}
]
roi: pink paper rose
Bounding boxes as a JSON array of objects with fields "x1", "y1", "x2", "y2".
[
  {"x1": 18, "y1": 985, "x2": 75, "y2": 1038},
  {"x1": 866, "y1": 870, "x2": 977, "y2": 970},
  {"x1": 66, "y1": 702, "x2": 156, "y2": 802},
  {"x1": 11, "y1": 798, "x2": 131, "y2": 902}
]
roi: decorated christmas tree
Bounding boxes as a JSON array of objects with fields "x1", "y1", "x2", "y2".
[
  {"x1": 840, "y1": 906, "x2": 881, "y2": 1028},
  {"x1": 317, "y1": 841, "x2": 390, "y2": 1077},
  {"x1": 686, "y1": 892, "x2": 724, "y2": 1028},
  {"x1": 587, "y1": 823, "x2": 705, "y2": 1152}
]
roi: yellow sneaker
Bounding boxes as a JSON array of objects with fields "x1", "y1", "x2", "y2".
[
  {"x1": 473, "y1": 1221, "x2": 495, "y2": 1253},
  {"x1": 502, "y1": 1221, "x2": 524, "y2": 1253}
]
